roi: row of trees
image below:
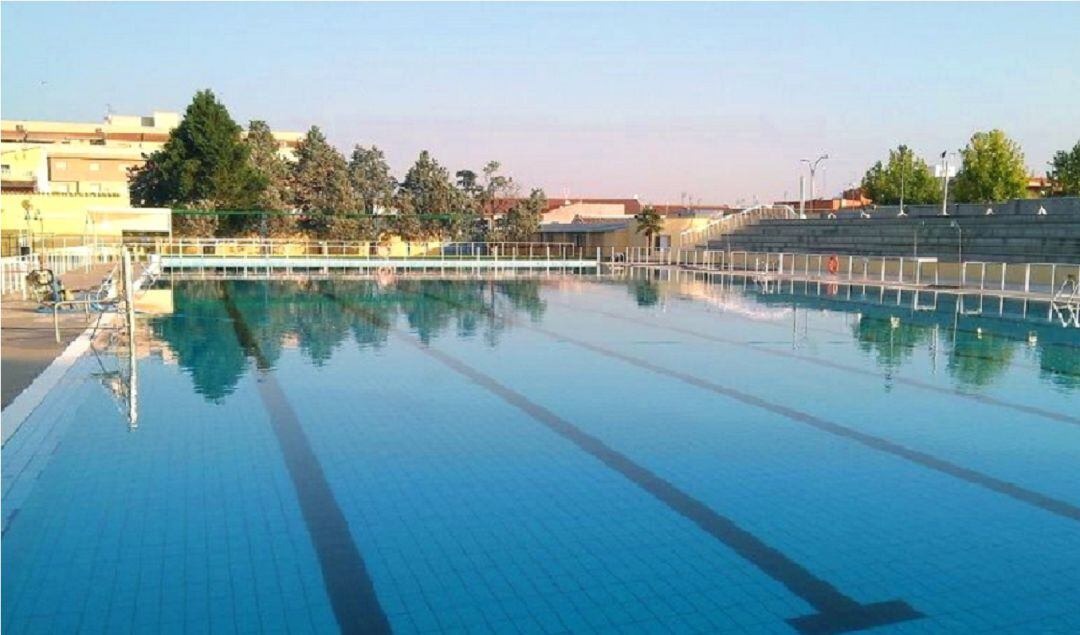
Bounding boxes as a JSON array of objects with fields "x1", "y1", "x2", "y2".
[
  {"x1": 860, "y1": 131, "x2": 1080, "y2": 205},
  {"x1": 130, "y1": 90, "x2": 546, "y2": 240}
]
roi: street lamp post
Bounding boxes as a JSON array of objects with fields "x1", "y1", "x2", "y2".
[
  {"x1": 800, "y1": 154, "x2": 829, "y2": 216},
  {"x1": 938, "y1": 151, "x2": 955, "y2": 217},
  {"x1": 23, "y1": 206, "x2": 41, "y2": 253},
  {"x1": 798, "y1": 176, "x2": 806, "y2": 219},
  {"x1": 898, "y1": 148, "x2": 907, "y2": 217}
]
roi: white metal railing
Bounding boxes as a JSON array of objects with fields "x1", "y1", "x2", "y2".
[
  {"x1": 149, "y1": 239, "x2": 603, "y2": 272},
  {"x1": 611, "y1": 246, "x2": 1080, "y2": 298},
  {"x1": 678, "y1": 204, "x2": 797, "y2": 249},
  {"x1": 125, "y1": 238, "x2": 580, "y2": 260},
  {"x1": 1, "y1": 245, "x2": 120, "y2": 299}
]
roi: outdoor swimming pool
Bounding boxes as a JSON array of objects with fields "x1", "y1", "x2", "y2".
[{"x1": 3, "y1": 271, "x2": 1079, "y2": 634}]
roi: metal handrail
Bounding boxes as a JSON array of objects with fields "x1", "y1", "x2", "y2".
[{"x1": 678, "y1": 204, "x2": 797, "y2": 248}]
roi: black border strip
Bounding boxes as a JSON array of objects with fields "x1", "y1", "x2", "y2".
[
  {"x1": 221, "y1": 284, "x2": 391, "y2": 635},
  {"x1": 325, "y1": 290, "x2": 922, "y2": 635}
]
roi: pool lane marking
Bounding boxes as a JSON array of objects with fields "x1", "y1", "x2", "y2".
[
  {"x1": 323, "y1": 291, "x2": 923, "y2": 635},
  {"x1": 221, "y1": 285, "x2": 391, "y2": 635},
  {"x1": 528, "y1": 323, "x2": 1080, "y2": 524},
  {"x1": 412, "y1": 286, "x2": 1080, "y2": 525},
  {"x1": 561, "y1": 292, "x2": 1080, "y2": 427}
]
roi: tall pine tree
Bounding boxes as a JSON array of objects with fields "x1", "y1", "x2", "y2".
[
  {"x1": 129, "y1": 90, "x2": 264, "y2": 236},
  {"x1": 399, "y1": 150, "x2": 471, "y2": 238},
  {"x1": 290, "y1": 126, "x2": 360, "y2": 237}
]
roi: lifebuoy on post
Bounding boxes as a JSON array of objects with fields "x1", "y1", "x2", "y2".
[{"x1": 826, "y1": 254, "x2": 840, "y2": 275}]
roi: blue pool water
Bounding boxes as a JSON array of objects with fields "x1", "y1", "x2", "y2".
[{"x1": 3, "y1": 271, "x2": 1079, "y2": 634}]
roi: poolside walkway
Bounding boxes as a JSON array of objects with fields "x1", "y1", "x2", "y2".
[{"x1": 1, "y1": 265, "x2": 115, "y2": 409}]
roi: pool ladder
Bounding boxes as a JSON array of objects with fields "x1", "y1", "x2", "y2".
[{"x1": 1051, "y1": 276, "x2": 1079, "y2": 328}]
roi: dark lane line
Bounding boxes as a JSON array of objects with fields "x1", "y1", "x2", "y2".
[
  {"x1": 530, "y1": 323, "x2": 1080, "y2": 524},
  {"x1": 221, "y1": 284, "x2": 391, "y2": 635},
  {"x1": 563, "y1": 289, "x2": 1080, "y2": 427},
  {"x1": 324, "y1": 290, "x2": 923, "y2": 635},
  {"x1": 418, "y1": 285, "x2": 1080, "y2": 525}
]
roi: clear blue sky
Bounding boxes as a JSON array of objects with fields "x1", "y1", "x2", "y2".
[{"x1": 3, "y1": 2, "x2": 1079, "y2": 203}]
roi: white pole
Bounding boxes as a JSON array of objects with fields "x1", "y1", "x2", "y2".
[
  {"x1": 940, "y1": 152, "x2": 950, "y2": 217},
  {"x1": 798, "y1": 176, "x2": 806, "y2": 220},
  {"x1": 123, "y1": 248, "x2": 138, "y2": 429}
]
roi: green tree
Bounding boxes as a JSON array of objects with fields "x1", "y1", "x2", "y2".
[
  {"x1": 128, "y1": 89, "x2": 265, "y2": 236},
  {"x1": 454, "y1": 169, "x2": 482, "y2": 228},
  {"x1": 391, "y1": 191, "x2": 425, "y2": 241},
  {"x1": 479, "y1": 161, "x2": 518, "y2": 224},
  {"x1": 455, "y1": 169, "x2": 481, "y2": 199},
  {"x1": 349, "y1": 145, "x2": 397, "y2": 215},
  {"x1": 860, "y1": 145, "x2": 941, "y2": 205},
  {"x1": 952, "y1": 129, "x2": 1028, "y2": 203},
  {"x1": 634, "y1": 204, "x2": 663, "y2": 249},
  {"x1": 290, "y1": 126, "x2": 360, "y2": 237},
  {"x1": 495, "y1": 188, "x2": 546, "y2": 241},
  {"x1": 348, "y1": 145, "x2": 396, "y2": 239},
  {"x1": 1048, "y1": 140, "x2": 1080, "y2": 196},
  {"x1": 399, "y1": 151, "x2": 471, "y2": 238},
  {"x1": 231, "y1": 120, "x2": 294, "y2": 236}
]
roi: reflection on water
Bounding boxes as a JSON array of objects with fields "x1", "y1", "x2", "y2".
[
  {"x1": 635, "y1": 268, "x2": 1080, "y2": 391},
  {"x1": 150, "y1": 278, "x2": 547, "y2": 402},
  {"x1": 147, "y1": 273, "x2": 1080, "y2": 405},
  {"x1": 631, "y1": 279, "x2": 661, "y2": 307}
]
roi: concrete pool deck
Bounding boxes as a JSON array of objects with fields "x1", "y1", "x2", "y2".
[{"x1": 1, "y1": 265, "x2": 115, "y2": 409}]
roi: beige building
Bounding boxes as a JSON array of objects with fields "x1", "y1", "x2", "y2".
[
  {"x1": 1, "y1": 112, "x2": 302, "y2": 248},
  {"x1": 536, "y1": 213, "x2": 719, "y2": 252},
  {"x1": 2, "y1": 111, "x2": 302, "y2": 196}
]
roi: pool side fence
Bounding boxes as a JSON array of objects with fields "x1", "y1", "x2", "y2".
[
  {"x1": 4, "y1": 239, "x2": 1078, "y2": 302},
  {"x1": 610, "y1": 246, "x2": 1080, "y2": 299}
]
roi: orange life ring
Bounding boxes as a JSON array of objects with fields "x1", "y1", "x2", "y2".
[{"x1": 826, "y1": 254, "x2": 840, "y2": 275}]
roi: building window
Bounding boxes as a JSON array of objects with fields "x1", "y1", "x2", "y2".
[
  {"x1": 55, "y1": 161, "x2": 67, "y2": 170},
  {"x1": 1, "y1": 164, "x2": 10, "y2": 175},
  {"x1": 54, "y1": 182, "x2": 72, "y2": 193},
  {"x1": 89, "y1": 162, "x2": 100, "y2": 171}
]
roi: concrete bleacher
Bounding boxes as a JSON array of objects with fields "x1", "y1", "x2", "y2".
[{"x1": 708, "y1": 197, "x2": 1080, "y2": 263}]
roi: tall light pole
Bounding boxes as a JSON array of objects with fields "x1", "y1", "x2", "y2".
[
  {"x1": 937, "y1": 151, "x2": 956, "y2": 217},
  {"x1": 798, "y1": 176, "x2": 806, "y2": 219},
  {"x1": 801, "y1": 154, "x2": 829, "y2": 215},
  {"x1": 898, "y1": 147, "x2": 908, "y2": 217}
]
